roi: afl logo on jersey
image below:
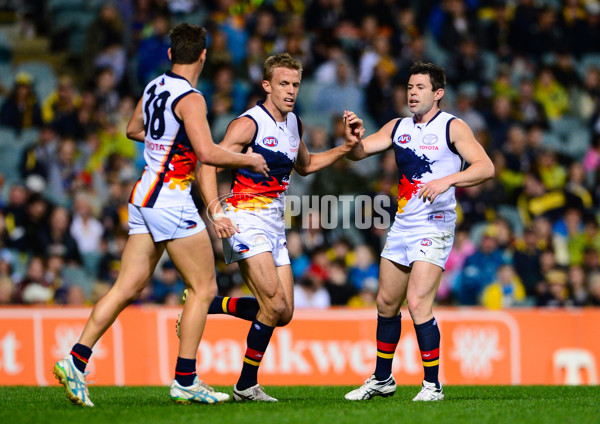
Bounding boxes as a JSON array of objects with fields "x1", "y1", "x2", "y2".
[
  {"x1": 263, "y1": 137, "x2": 278, "y2": 147},
  {"x1": 421, "y1": 238, "x2": 433, "y2": 246},
  {"x1": 398, "y1": 134, "x2": 411, "y2": 144}
]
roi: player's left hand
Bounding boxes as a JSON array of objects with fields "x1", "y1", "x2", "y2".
[{"x1": 418, "y1": 178, "x2": 452, "y2": 203}]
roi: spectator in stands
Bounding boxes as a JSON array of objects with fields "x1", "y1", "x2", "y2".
[
  {"x1": 348, "y1": 244, "x2": 379, "y2": 292},
  {"x1": 567, "y1": 264, "x2": 589, "y2": 306},
  {"x1": 20, "y1": 124, "x2": 58, "y2": 183},
  {"x1": 42, "y1": 75, "x2": 81, "y2": 138},
  {"x1": 38, "y1": 205, "x2": 81, "y2": 266},
  {"x1": 564, "y1": 162, "x2": 593, "y2": 213},
  {"x1": 455, "y1": 225, "x2": 505, "y2": 305},
  {"x1": 0, "y1": 276, "x2": 13, "y2": 304},
  {"x1": 15, "y1": 255, "x2": 53, "y2": 304},
  {"x1": 575, "y1": 66, "x2": 600, "y2": 122},
  {"x1": 559, "y1": 0, "x2": 588, "y2": 57},
  {"x1": 537, "y1": 149, "x2": 566, "y2": 191},
  {"x1": 69, "y1": 191, "x2": 104, "y2": 275},
  {"x1": 136, "y1": 14, "x2": 171, "y2": 84},
  {"x1": 513, "y1": 77, "x2": 548, "y2": 129},
  {"x1": 203, "y1": 63, "x2": 249, "y2": 120},
  {"x1": 287, "y1": 230, "x2": 310, "y2": 279},
  {"x1": 366, "y1": 62, "x2": 396, "y2": 127},
  {"x1": 46, "y1": 137, "x2": 82, "y2": 204},
  {"x1": 437, "y1": 0, "x2": 480, "y2": 52},
  {"x1": 534, "y1": 67, "x2": 569, "y2": 121},
  {"x1": 486, "y1": 96, "x2": 517, "y2": 150},
  {"x1": 325, "y1": 259, "x2": 356, "y2": 306},
  {"x1": 13, "y1": 193, "x2": 50, "y2": 255},
  {"x1": 440, "y1": 225, "x2": 475, "y2": 304},
  {"x1": 451, "y1": 89, "x2": 487, "y2": 134},
  {"x1": 481, "y1": 263, "x2": 526, "y2": 309},
  {"x1": 446, "y1": 37, "x2": 486, "y2": 87},
  {"x1": 516, "y1": 172, "x2": 567, "y2": 227},
  {"x1": 97, "y1": 230, "x2": 126, "y2": 283},
  {"x1": 528, "y1": 7, "x2": 564, "y2": 60},
  {"x1": 294, "y1": 272, "x2": 331, "y2": 309},
  {"x1": 84, "y1": 1, "x2": 125, "y2": 84},
  {"x1": 274, "y1": 15, "x2": 313, "y2": 76},
  {"x1": 582, "y1": 246, "x2": 600, "y2": 274},
  {"x1": 0, "y1": 71, "x2": 42, "y2": 134},
  {"x1": 588, "y1": 271, "x2": 600, "y2": 305},
  {"x1": 359, "y1": 33, "x2": 396, "y2": 87},
  {"x1": 513, "y1": 226, "x2": 543, "y2": 298},
  {"x1": 537, "y1": 268, "x2": 569, "y2": 307},
  {"x1": 94, "y1": 67, "x2": 120, "y2": 124},
  {"x1": 551, "y1": 49, "x2": 582, "y2": 90},
  {"x1": 152, "y1": 260, "x2": 186, "y2": 305}
]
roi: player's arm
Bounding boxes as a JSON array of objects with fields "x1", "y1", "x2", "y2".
[
  {"x1": 345, "y1": 113, "x2": 396, "y2": 161},
  {"x1": 198, "y1": 116, "x2": 257, "y2": 239},
  {"x1": 177, "y1": 92, "x2": 268, "y2": 175},
  {"x1": 125, "y1": 97, "x2": 145, "y2": 142},
  {"x1": 418, "y1": 118, "x2": 495, "y2": 203}
]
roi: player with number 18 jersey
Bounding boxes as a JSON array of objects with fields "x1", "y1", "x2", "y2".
[{"x1": 129, "y1": 71, "x2": 200, "y2": 209}]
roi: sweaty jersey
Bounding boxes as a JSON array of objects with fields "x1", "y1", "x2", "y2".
[
  {"x1": 129, "y1": 71, "x2": 200, "y2": 208},
  {"x1": 226, "y1": 101, "x2": 300, "y2": 216},
  {"x1": 391, "y1": 110, "x2": 463, "y2": 232}
]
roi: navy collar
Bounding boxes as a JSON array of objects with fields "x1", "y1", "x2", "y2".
[
  {"x1": 257, "y1": 100, "x2": 288, "y2": 124},
  {"x1": 257, "y1": 100, "x2": 277, "y2": 123},
  {"x1": 166, "y1": 70, "x2": 192, "y2": 86},
  {"x1": 413, "y1": 109, "x2": 442, "y2": 127}
]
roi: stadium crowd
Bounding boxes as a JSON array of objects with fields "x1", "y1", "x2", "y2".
[{"x1": 1, "y1": 0, "x2": 600, "y2": 309}]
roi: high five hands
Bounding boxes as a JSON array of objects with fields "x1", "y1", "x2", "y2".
[{"x1": 343, "y1": 110, "x2": 365, "y2": 148}]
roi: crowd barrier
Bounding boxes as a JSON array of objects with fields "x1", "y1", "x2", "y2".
[{"x1": 0, "y1": 307, "x2": 598, "y2": 386}]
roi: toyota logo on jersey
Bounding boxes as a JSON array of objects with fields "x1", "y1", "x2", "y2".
[
  {"x1": 421, "y1": 238, "x2": 433, "y2": 246},
  {"x1": 263, "y1": 136, "x2": 278, "y2": 147},
  {"x1": 398, "y1": 134, "x2": 411, "y2": 144}
]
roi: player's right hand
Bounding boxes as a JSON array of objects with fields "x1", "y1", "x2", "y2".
[
  {"x1": 343, "y1": 110, "x2": 365, "y2": 146},
  {"x1": 246, "y1": 147, "x2": 270, "y2": 177},
  {"x1": 212, "y1": 214, "x2": 239, "y2": 239}
]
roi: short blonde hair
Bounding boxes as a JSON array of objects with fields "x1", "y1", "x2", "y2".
[{"x1": 263, "y1": 53, "x2": 303, "y2": 82}]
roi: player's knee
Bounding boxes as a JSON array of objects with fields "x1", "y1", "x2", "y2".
[
  {"x1": 119, "y1": 286, "x2": 145, "y2": 304},
  {"x1": 185, "y1": 280, "x2": 217, "y2": 303},
  {"x1": 376, "y1": 292, "x2": 399, "y2": 315},
  {"x1": 262, "y1": 298, "x2": 286, "y2": 323},
  {"x1": 406, "y1": 296, "x2": 429, "y2": 318},
  {"x1": 277, "y1": 307, "x2": 294, "y2": 327}
]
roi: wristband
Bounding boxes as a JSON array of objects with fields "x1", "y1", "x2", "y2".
[{"x1": 211, "y1": 212, "x2": 227, "y2": 220}]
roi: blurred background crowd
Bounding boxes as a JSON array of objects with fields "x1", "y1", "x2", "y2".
[{"x1": 0, "y1": 0, "x2": 600, "y2": 309}]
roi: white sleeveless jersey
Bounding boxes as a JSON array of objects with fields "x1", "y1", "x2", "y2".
[
  {"x1": 391, "y1": 110, "x2": 463, "y2": 232},
  {"x1": 129, "y1": 71, "x2": 200, "y2": 208},
  {"x1": 225, "y1": 101, "x2": 300, "y2": 217}
]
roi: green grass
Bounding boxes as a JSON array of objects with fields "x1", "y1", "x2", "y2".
[{"x1": 2, "y1": 385, "x2": 598, "y2": 424}]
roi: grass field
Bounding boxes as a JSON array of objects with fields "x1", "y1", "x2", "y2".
[{"x1": 2, "y1": 385, "x2": 598, "y2": 424}]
